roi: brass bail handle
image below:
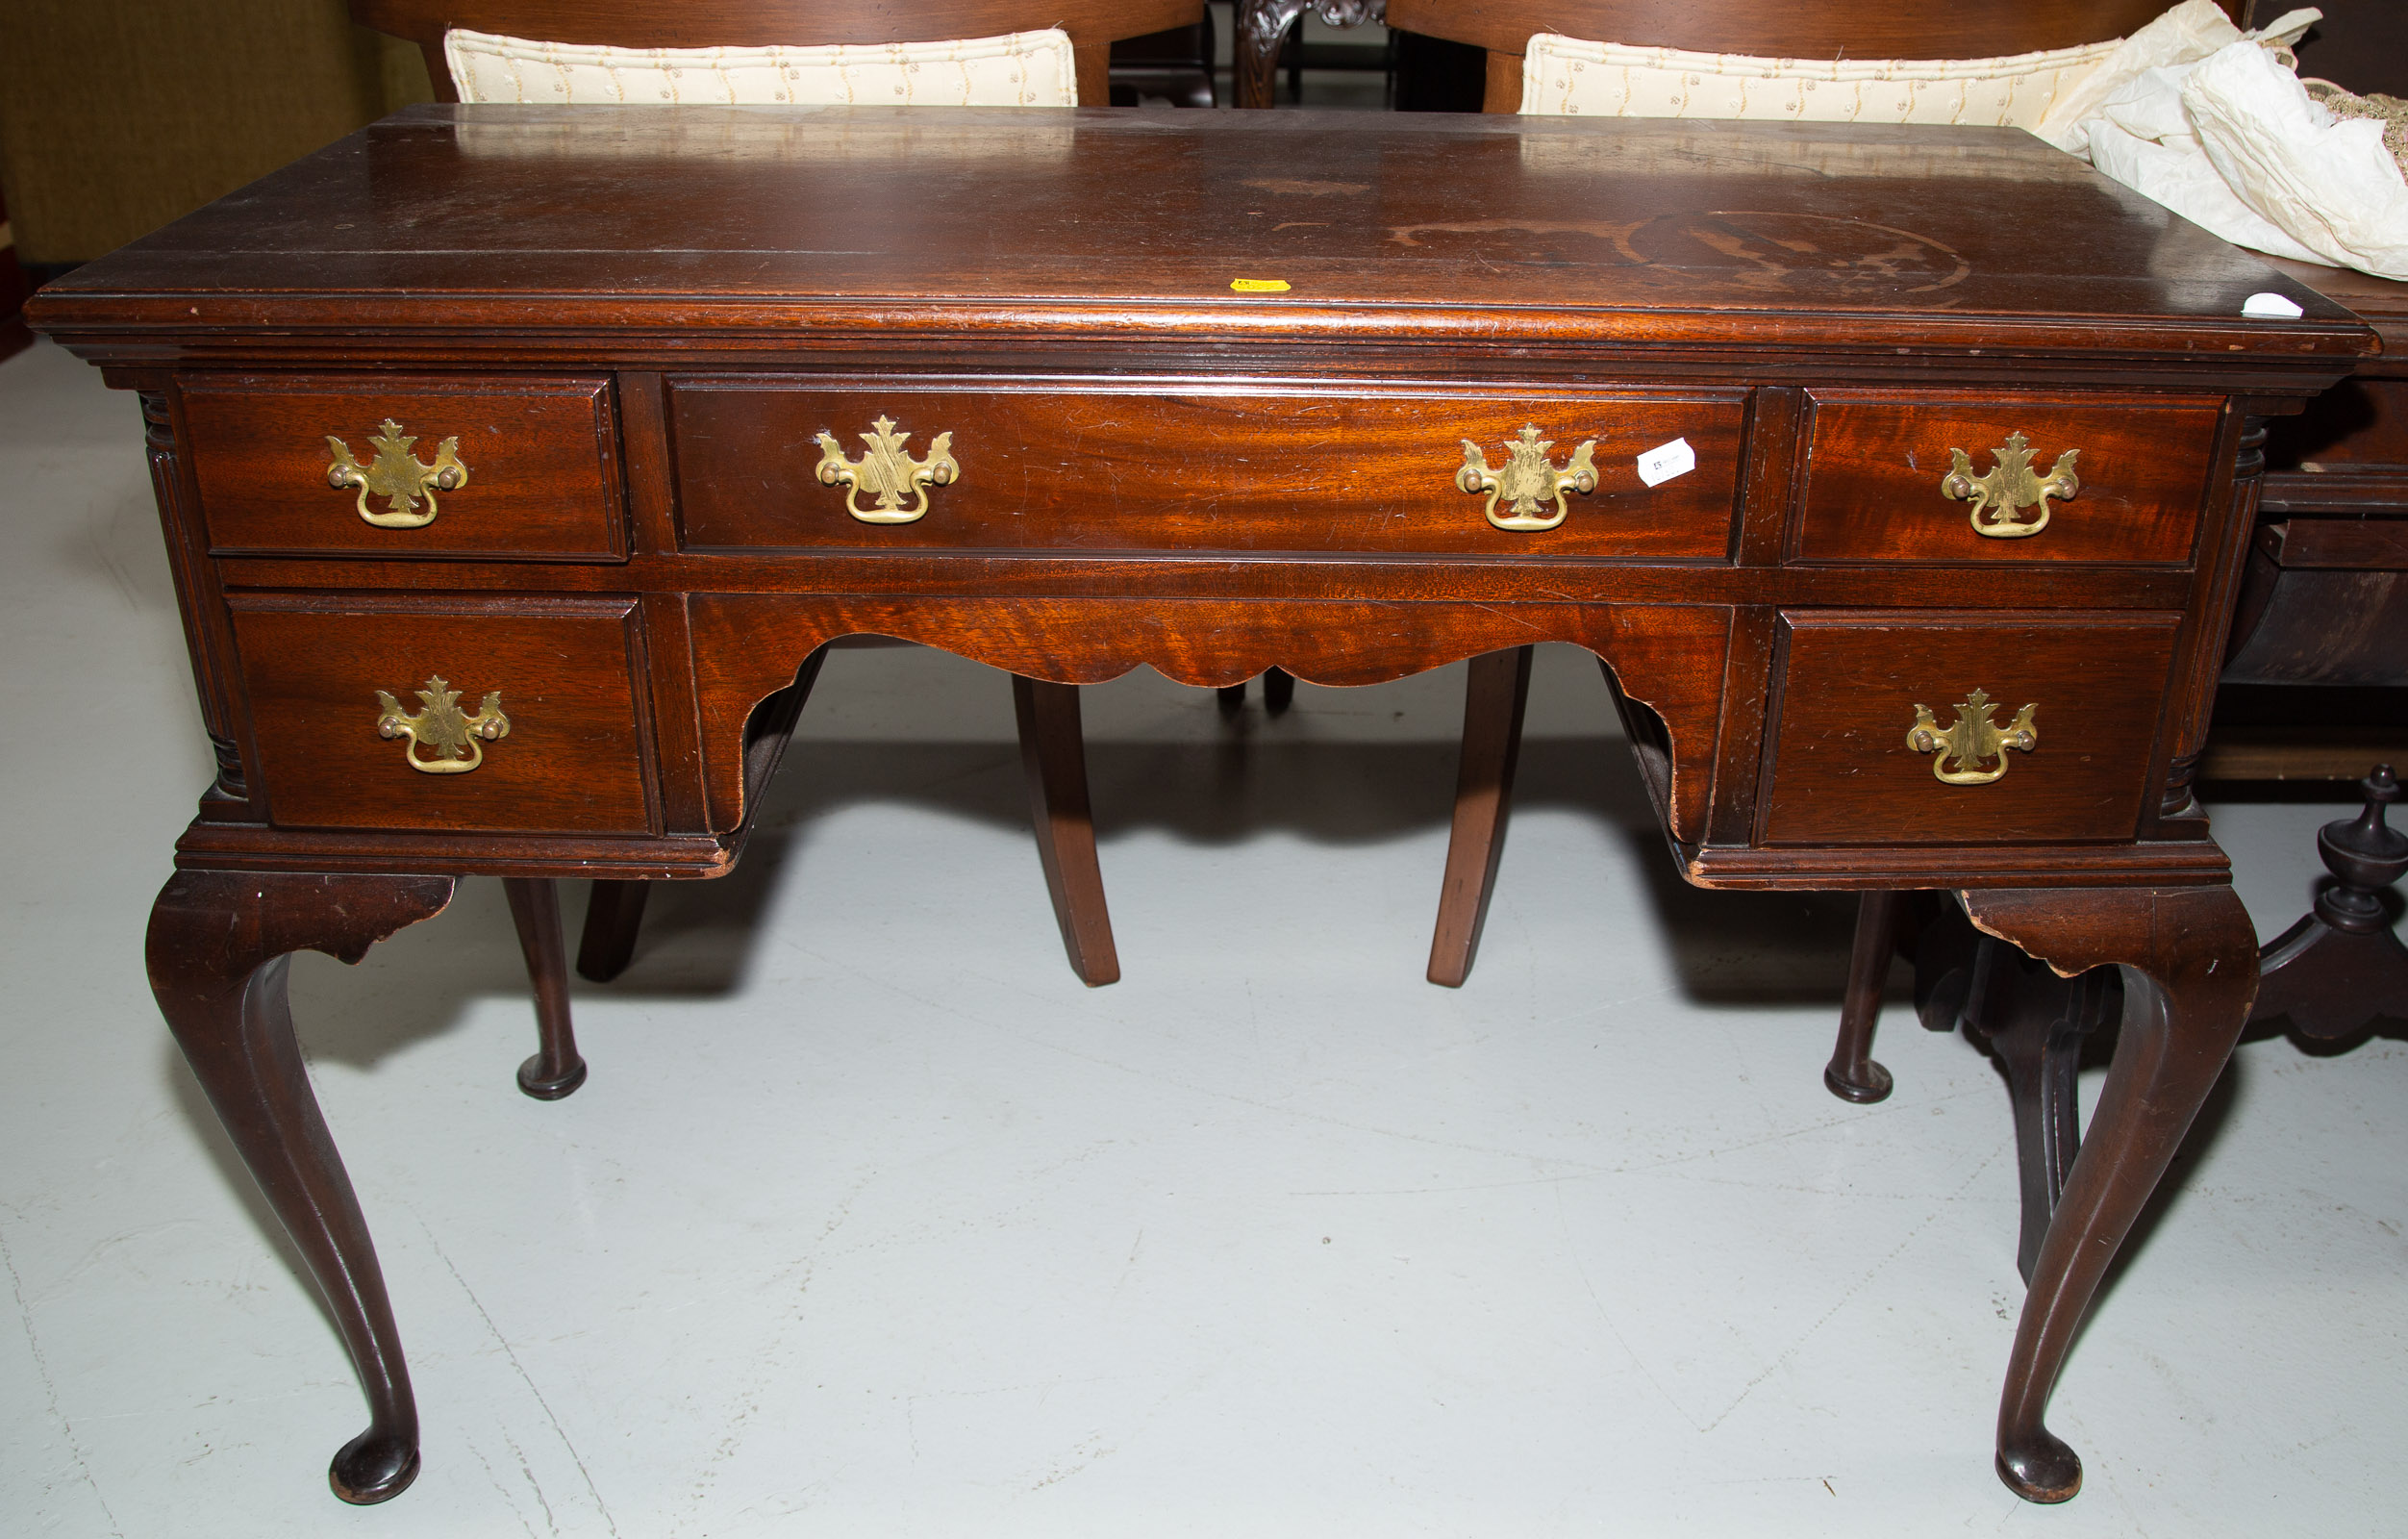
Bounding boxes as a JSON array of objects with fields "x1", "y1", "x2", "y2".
[
  {"x1": 326, "y1": 418, "x2": 469, "y2": 528},
  {"x1": 815, "y1": 416, "x2": 959, "y2": 524},
  {"x1": 1907, "y1": 689, "x2": 2037, "y2": 785},
  {"x1": 1941, "y1": 432, "x2": 2079, "y2": 539},
  {"x1": 1457, "y1": 424, "x2": 1599, "y2": 532},
  {"x1": 376, "y1": 676, "x2": 510, "y2": 774}
]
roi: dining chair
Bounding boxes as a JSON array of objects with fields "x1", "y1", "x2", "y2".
[
  {"x1": 1378, "y1": 0, "x2": 2249, "y2": 1053},
  {"x1": 351, "y1": 0, "x2": 1203, "y2": 1096}
]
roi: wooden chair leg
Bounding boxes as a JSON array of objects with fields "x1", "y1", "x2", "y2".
[
  {"x1": 1217, "y1": 669, "x2": 1294, "y2": 715},
  {"x1": 1427, "y1": 645, "x2": 1533, "y2": 987},
  {"x1": 1824, "y1": 889, "x2": 1904, "y2": 1102},
  {"x1": 1014, "y1": 675, "x2": 1121, "y2": 986},
  {"x1": 502, "y1": 877, "x2": 587, "y2": 1100},
  {"x1": 562, "y1": 651, "x2": 824, "y2": 997},
  {"x1": 576, "y1": 878, "x2": 652, "y2": 983},
  {"x1": 1263, "y1": 666, "x2": 1295, "y2": 714},
  {"x1": 1961, "y1": 944, "x2": 2117, "y2": 1283}
]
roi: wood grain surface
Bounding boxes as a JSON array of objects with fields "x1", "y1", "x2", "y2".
[
  {"x1": 1793, "y1": 392, "x2": 2220, "y2": 566},
  {"x1": 1761, "y1": 610, "x2": 2181, "y2": 845},
  {"x1": 30, "y1": 109, "x2": 2369, "y2": 368},
  {"x1": 183, "y1": 375, "x2": 624, "y2": 560},
  {"x1": 228, "y1": 594, "x2": 655, "y2": 834},
  {"x1": 671, "y1": 379, "x2": 1745, "y2": 557}
]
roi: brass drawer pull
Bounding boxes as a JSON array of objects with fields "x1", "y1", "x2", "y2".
[
  {"x1": 326, "y1": 419, "x2": 469, "y2": 528},
  {"x1": 1908, "y1": 689, "x2": 2037, "y2": 785},
  {"x1": 1942, "y1": 432, "x2": 2079, "y2": 539},
  {"x1": 814, "y1": 415, "x2": 958, "y2": 524},
  {"x1": 1458, "y1": 424, "x2": 1599, "y2": 531},
  {"x1": 375, "y1": 675, "x2": 511, "y2": 774}
]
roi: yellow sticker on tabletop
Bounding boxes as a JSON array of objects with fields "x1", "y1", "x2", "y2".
[{"x1": 1230, "y1": 278, "x2": 1292, "y2": 292}]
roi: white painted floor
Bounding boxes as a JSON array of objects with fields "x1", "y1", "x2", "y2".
[{"x1": 3, "y1": 333, "x2": 2405, "y2": 1538}]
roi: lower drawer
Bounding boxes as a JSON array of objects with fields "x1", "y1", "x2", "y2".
[
  {"x1": 227, "y1": 595, "x2": 654, "y2": 834},
  {"x1": 1760, "y1": 611, "x2": 2180, "y2": 845}
]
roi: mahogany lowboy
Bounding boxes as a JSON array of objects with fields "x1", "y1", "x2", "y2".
[{"x1": 28, "y1": 105, "x2": 2373, "y2": 1507}]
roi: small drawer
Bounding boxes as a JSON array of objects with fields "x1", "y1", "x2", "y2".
[
  {"x1": 1760, "y1": 611, "x2": 2180, "y2": 845},
  {"x1": 669, "y1": 380, "x2": 1746, "y2": 558},
  {"x1": 182, "y1": 376, "x2": 624, "y2": 560},
  {"x1": 227, "y1": 595, "x2": 653, "y2": 834},
  {"x1": 1793, "y1": 392, "x2": 2221, "y2": 565}
]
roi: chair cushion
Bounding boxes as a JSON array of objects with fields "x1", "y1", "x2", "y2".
[
  {"x1": 1518, "y1": 31, "x2": 2120, "y2": 129},
  {"x1": 445, "y1": 26, "x2": 1078, "y2": 108}
]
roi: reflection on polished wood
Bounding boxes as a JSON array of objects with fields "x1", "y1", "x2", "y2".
[{"x1": 29, "y1": 104, "x2": 2370, "y2": 1506}]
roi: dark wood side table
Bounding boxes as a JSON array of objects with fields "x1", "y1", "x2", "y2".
[{"x1": 28, "y1": 105, "x2": 2370, "y2": 1508}]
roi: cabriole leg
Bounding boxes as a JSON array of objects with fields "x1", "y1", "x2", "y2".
[
  {"x1": 145, "y1": 869, "x2": 455, "y2": 1504},
  {"x1": 1963, "y1": 885, "x2": 2256, "y2": 1503}
]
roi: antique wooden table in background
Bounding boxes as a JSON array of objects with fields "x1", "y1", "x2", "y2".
[{"x1": 27, "y1": 104, "x2": 2370, "y2": 1506}]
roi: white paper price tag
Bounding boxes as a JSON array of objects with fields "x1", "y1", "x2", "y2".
[
  {"x1": 2242, "y1": 290, "x2": 2303, "y2": 319},
  {"x1": 1636, "y1": 437, "x2": 1695, "y2": 488}
]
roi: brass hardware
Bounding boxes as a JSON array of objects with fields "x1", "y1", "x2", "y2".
[
  {"x1": 1907, "y1": 689, "x2": 2038, "y2": 786},
  {"x1": 375, "y1": 675, "x2": 510, "y2": 774},
  {"x1": 813, "y1": 416, "x2": 958, "y2": 524},
  {"x1": 1457, "y1": 424, "x2": 1600, "y2": 531},
  {"x1": 1941, "y1": 432, "x2": 2080, "y2": 539},
  {"x1": 326, "y1": 419, "x2": 469, "y2": 528}
]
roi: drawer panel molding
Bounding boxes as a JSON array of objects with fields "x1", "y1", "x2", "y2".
[
  {"x1": 182, "y1": 376, "x2": 626, "y2": 561},
  {"x1": 1760, "y1": 610, "x2": 2181, "y2": 845},
  {"x1": 227, "y1": 595, "x2": 654, "y2": 835},
  {"x1": 672, "y1": 380, "x2": 1747, "y2": 559},
  {"x1": 1794, "y1": 392, "x2": 2220, "y2": 565}
]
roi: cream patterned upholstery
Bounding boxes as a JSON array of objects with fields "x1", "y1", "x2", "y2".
[
  {"x1": 445, "y1": 26, "x2": 1078, "y2": 107},
  {"x1": 1518, "y1": 32, "x2": 2120, "y2": 127}
]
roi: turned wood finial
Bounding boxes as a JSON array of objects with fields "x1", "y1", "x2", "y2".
[
  {"x1": 2255, "y1": 764, "x2": 2408, "y2": 1042},
  {"x1": 2319, "y1": 766, "x2": 2408, "y2": 921}
]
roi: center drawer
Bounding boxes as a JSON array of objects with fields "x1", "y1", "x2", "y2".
[{"x1": 668, "y1": 381, "x2": 1747, "y2": 558}]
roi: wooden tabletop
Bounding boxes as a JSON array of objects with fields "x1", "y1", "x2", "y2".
[
  {"x1": 2264, "y1": 254, "x2": 2407, "y2": 360},
  {"x1": 30, "y1": 105, "x2": 2372, "y2": 365}
]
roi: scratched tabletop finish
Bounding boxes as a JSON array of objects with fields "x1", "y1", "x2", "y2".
[{"x1": 35, "y1": 105, "x2": 2368, "y2": 361}]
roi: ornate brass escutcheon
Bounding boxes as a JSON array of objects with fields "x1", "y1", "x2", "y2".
[
  {"x1": 813, "y1": 416, "x2": 958, "y2": 524},
  {"x1": 375, "y1": 676, "x2": 510, "y2": 774},
  {"x1": 326, "y1": 419, "x2": 469, "y2": 528},
  {"x1": 1457, "y1": 424, "x2": 1600, "y2": 532},
  {"x1": 1907, "y1": 688, "x2": 2038, "y2": 785},
  {"x1": 1941, "y1": 431, "x2": 2080, "y2": 539}
]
